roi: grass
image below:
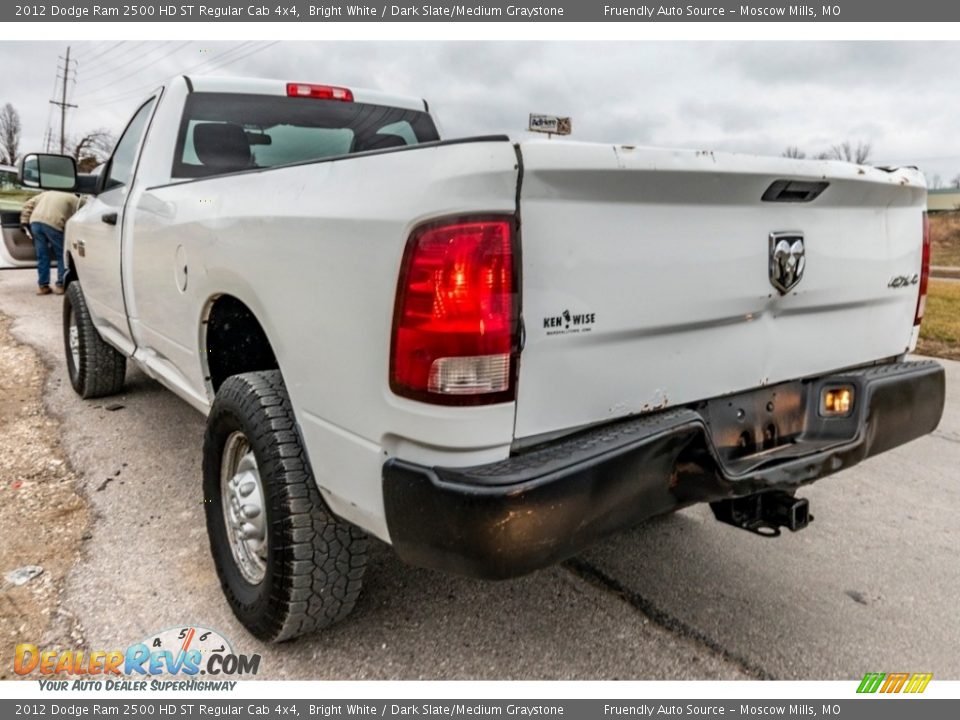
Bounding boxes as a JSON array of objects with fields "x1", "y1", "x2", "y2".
[
  {"x1": 930, "y1": 211, "x2": 960, "y2": 268},
  {"x1": 0, "y1": 189, "x2": 37, "y2": 213},
  {"x1": 917, "y1": 279, "x2": 960, "y2": 361}
]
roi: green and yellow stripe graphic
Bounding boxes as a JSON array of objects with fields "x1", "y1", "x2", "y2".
[{"x1": 857, "y1": 672, "x2": 933, "y2": 694}]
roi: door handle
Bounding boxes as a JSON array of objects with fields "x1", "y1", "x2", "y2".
[{"x1": 101, "y1": 212, "x2": 118, "y2": 226}]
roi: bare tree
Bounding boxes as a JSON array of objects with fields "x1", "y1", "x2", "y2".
[
  {"x1": 0, "y1": 103, "x2": 21, "y2": 165},
  {"x1": 952, "y1": 174, "x2": 960, "y2": 189},
  {"x1": 780, "y1": 142, "x2": 873, "y2": 164},
  {"x1": 71, "y1": 129, "x2": 115, "y2": 172},
  {"x1": 931, "y1": 174, "x2": 942, "y2": 190},
  {"x1": 824, "y1": 141, "x2": 872, "y2": 164},
  {"x1": 852, "y1": 142, "x2": 873, "y2": 164}
]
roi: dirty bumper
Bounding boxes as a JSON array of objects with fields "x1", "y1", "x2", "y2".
[{"x1": 382, "y1": 360, "x2": 945, "y2": 579}]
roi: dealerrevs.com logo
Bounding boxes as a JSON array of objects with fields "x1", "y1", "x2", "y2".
[{"x1": 15, "y1": 626, "x2": 260, "y2": 691}]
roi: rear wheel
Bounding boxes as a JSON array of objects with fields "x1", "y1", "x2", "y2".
[
  {"x1": 63, "y1": 282, "x2": 126, "y2": 399},
  {"x1": 203, "y1": 370, "x2": 368, "y2": 642}
]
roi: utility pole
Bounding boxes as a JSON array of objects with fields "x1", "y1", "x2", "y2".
[{"x1": 49, "y1": 46, "x2": 78, "y2": 154}]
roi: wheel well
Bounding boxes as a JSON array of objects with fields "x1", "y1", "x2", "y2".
[
  {"x1": 205, "y1": 296, "x2": 279, "y2": 393},
  {"x1": 63, "y1": 252, "x2": 79, "y2": 287}
]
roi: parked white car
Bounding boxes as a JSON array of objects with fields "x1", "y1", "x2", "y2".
[{"x1": 20, "y1": 76, "x2": 946, "y2": 642}]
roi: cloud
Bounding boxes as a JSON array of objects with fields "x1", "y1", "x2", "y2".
[{"x1": 1, "y1": 41, "x2": 958, "y2": 178}]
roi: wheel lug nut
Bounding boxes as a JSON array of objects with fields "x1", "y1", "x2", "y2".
[
  {"x1": 241, "y1": 504, "x2": 260, "y2": 519},
  {"x1": 239, "y1": 481, "x2": 255, "y2": 497},
  {"x1": 240, "y1": 522, "x2": 262, "y2": 540}
]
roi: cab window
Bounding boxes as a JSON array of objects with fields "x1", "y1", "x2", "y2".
[{"x1": 104, "y1": 97, "x2": 157, "y2": 191}]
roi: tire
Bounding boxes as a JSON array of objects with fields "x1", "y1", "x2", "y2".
[
  {"x1": 203, "y1": 370, "x2": 368, "y2": 642},
  {"x1": 63, "y1": 281, "x2": 126, "y2": 399}
]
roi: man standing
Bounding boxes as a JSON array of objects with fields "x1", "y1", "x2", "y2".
[{"x1": 19, "y1": 190, "x2": 81, "y2": 295}]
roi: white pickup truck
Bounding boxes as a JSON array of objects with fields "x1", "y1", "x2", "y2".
[{"x1": 20, "y1": 75, "x2": 945, "y2": 642}]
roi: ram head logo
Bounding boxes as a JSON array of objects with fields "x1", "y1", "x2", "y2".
[{"x1": 769, "y1": 232, "x2": 806, "y2": 295}]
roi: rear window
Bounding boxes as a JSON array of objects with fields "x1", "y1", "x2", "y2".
[{"x1": 172, "y1": 92, "x2": 440, "y2": 179}]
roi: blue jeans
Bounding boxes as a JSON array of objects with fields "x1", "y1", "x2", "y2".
[{"x1": 30, "y1": 222, "x2": 65, "y2": 288}]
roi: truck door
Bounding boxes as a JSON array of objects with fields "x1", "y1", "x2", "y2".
[
  {"x1": 70, "y1": 97, "x2": 157, "y2": 352},
  {"x1": 0, "y1": 210, "x2": 36, "y2": 267}
]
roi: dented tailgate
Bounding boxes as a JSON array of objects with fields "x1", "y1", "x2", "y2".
[{"x1": 513, "y1": 141, "x2": 927, "y2": 440}]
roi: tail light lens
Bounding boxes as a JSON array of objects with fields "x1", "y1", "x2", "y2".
[
  {"x1": 915, "y1": 211, "x2": 931, "y2": 326},
  {"x1": 286, "y1": 83, "x2": 353, "y2": 101},
  {"x1": 391, "y1": 217, "x2": 518, "y2": 405}
]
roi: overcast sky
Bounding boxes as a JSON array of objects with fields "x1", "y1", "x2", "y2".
[{"x1": 1, "y1": 40, "x2": 959, "y2": 183}]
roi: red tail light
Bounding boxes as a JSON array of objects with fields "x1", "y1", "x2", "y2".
[
  {"x1": 915, "y1": 211, "x2": 931, "y2": 326},
  {"x1": 286, "y1": 83, "x2": 353, "y2": 102},
  {"x1": 391, "y1": 217, "x2": 518, "y2": 405}
]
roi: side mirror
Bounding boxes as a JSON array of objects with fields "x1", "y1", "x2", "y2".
[{"x1": 18, "y1": 153, "x2": 78, "y2": 191}]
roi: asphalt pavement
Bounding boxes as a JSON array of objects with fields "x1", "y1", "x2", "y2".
[{"x1": 1, "y1": 267, "x2": 957, "y2": 681}]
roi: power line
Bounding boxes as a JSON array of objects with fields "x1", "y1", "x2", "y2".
[
  {"x1": 84, "y1": 42, "x2": 258, "y2": 104},
  {"x1": 189, "y1": 41, "x2": 280, "y2": 76},
  {"x1": 75, "y1": 41, "x2": 191, "y2": 98},
  {"x1": 72, "y1": 41, "x2": 125, "y2": 62},
  {"x1": 85, "y1": 42, "x2": 267, "y2": 107},
  {"x1": 76, "y1": 41, "x2": 175, "y2": 86},
  {"x1": 75, "y1": 41, "x2": 281, "y2": 119},
  {"x1": 74, "y1": 41, "x2": 158, "y2": 86}
]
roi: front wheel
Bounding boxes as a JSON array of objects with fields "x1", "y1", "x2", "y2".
[
  {"x1": 203, "y1": 370, "x2": 368, "y2": 642},
  {"x1": 63, "y1": 282, "x2": 126, "y2": 398}
]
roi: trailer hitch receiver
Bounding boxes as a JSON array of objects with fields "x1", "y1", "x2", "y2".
[{"x1": 710, "y1": 491, "x2": 812, "y2": 537}]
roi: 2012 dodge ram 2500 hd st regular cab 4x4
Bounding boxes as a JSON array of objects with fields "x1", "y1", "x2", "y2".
[{"x1": 20, "y1": 75, "x2": 945, "y2": 642}]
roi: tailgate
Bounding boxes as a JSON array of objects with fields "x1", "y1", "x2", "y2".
[{"x1": 513, "y1": 141, "x2": 926, "y2": 440}]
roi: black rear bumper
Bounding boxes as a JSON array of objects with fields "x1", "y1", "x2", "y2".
[{"x1": 382, "y1": 360, "x2": 945, "y2": 579}]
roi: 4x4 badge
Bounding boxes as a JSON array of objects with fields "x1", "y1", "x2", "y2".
[{"x1": 769, "y1": 231, "x2": 805, "y2": 294}]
